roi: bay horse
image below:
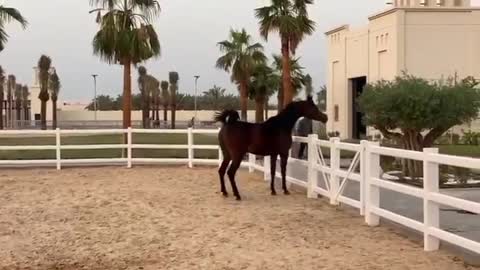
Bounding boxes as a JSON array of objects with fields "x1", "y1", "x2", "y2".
[{"x1": 215, "y1": 96, "x2": 328, "y2": 200}]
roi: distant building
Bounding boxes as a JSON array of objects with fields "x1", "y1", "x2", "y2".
[{"x1": 325, "y1": 0, "x2": 479, "y2": 139}]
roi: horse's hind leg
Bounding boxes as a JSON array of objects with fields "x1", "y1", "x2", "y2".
[
  {"x1": 218, "y1": 154, "x2": 231, "y2": 197},
  {"x1": 227, "y1": 157, "x2": 242, "y2": 200},
  {"x1": 280, "y1": 154, "x2": 290, "y2": 195},
  {"x1": 270, "y1": 154, "x2": 278, "y2": 196}
]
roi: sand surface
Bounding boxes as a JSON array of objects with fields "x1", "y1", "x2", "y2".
[{"x1": 0, "y1": 166, "x2": 476, "y2": 270}]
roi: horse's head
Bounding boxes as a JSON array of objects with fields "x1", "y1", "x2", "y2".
[{"x1": 297, "y1": 96, "x2": 328, "y2": 123}]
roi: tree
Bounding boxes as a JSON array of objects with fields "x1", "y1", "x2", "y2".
[
  {"x1": 359, "y1": 73, "x2": 480, "y2": 177},
  {"x1": 14, "y1": 83, "x2": 22, "y2": 127},
  {"x1": 6, "y1": 74, "x2": 15, "y2": 128},
  {"x1": 169, "y1": 72, "x2": 179, "y2": 129},
  {"x1": 0, "y1": 5, "x2": 27, "y2": 52},
  {"x1": 145, "y1": 75, "x2": 159, "y2": 127},
  {"x1": 49, "y1": 69, "x2": 61, "y2": 129},
  {"x1": 255, "y1": 0, "x2": 315, "y2": 107},
  {"x1": 90, "y1": 0, "x2": 161, "y2": 129},
  {"x1": 137, "y1": 66, "x2": 150, "y2": 128},
  {"x1": 160, "y1": 81, "x2": 169, "y2": 122},
  {"x1": 272, "y1": 54, "x2": 305, "y2": 112},
  {"x1": 21, "y1": 85, "x2": 29, "y2": 123},
  {"x1": 249, "y1": 63, "x2": 278, "y2": 123},
  {"x1": 37, "y1": 55, "x2": 51, "y2": 130},
  {"x1": 0, "y1": 66, "x2": 5, "y2": 129},
  {"x1": 203, "y1": 85, "x2": 226, "y2": 110},
  {"x1": 317, "y1": 84, "x2": 326, "y2": 112},
  {"x1": 86, "y1": 95, "x2": 117, "y2": 111},
  {"x1": 216, "y1": 28, "x2": 266, "y2": 121}
]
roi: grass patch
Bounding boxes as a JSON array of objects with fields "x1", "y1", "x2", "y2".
[{"x1": 0, "y1": 134, "x2": 219, "y2": 160}]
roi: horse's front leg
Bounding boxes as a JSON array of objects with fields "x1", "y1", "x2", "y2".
[
  {"x1": 270, "y1": 154, "x2": 277, "y2": 195},
  {"x1": 280, "y1": 154, "x2": 290, "y2": 195}
]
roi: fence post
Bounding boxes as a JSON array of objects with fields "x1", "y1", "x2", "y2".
[
  {"x1": 188, "y1": 128, "x2": 194, "y2": 168},
  {"x1": 307, "y1": 134, "x2": 319, "y2": 199},
  {"x1": 359, "y1": 140, "x2": 369, "y2": 216},
  {"x1": 248, "y1": 154, "x2": 255, "y2": 173},
  {"x1": 423, "y1": 148, "x2": 440, "y2": 251},
  {"x1": 127, "y1": 127, "x2": 132, "y2": 168},
  {"x1": 56, "y1": 128, "x2": 61, "y2": 170},
  {"x1": 329, "y1": 137, "x2": 341, "y2": 205},
  {"x1": 365, "y1": 141, "x2": 380, "y2": 226},
  {"x1": 264, "y1": 156, "x2": 270, "y2": 182}
]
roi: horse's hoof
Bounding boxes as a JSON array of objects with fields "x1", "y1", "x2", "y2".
[
  {"x1": 284, "y1": 190, "x2": 290, "y2": 195},
  {"x1": 271, "y1": 191, "x2": 277, "y2": 196},
  {"x1": 222, "y1": 192, "x2": 229, "y2": 197},
  {"x1": 235, "y1": 196, "x2": 242, "y2": 201}
]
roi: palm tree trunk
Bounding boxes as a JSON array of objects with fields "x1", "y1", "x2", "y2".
[
  {"x1": 0, "y1": 93, "x2": 4, "y2": 130},
  {"x1": 6, "y1": 96, "x2": 11, "y2": 128},
  {"x1": 52, "y1": 100, "x2": 57, "y2": 129},
  {"x1": 16, "y1": 101, "x2": 21, "y2": 128},
  {"x1": 264, "y1": 98, "x2": 269, "y2": 120},
  {"x1": 171, "y1": 95, "x2": 176, "y2": 129},
  {"x1": 40, "y1": 99, "x2": 47, "y2": 130},
  {"x1": 255, "y1": 97, "x2": 265, "y2": 123},
  {"x1": 142, "y1": 95, "x2": 149, "y2": 128},
  {"x1": 239, "y1": 80, "x2": 248, "y2": 121},
  {"x1": 277, "y1": 88, "x2": 283, "y2": 114},
  {"x1": 122, "y1": 59, "x2": 132, "y2": 129},
  {"x1": 163, "y1": 103, "x2": 167, "y2": 122},
  {"x1": 281, "y1": 37, "x2": 293, "y2": 107}
]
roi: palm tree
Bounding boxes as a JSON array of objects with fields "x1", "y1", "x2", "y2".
[
  {"x1": 0, "y1": 66, "x2": 5, "y2": 129},
  {"x1": 14, "y1": 83, "x2": 22, "y2": 127},
  {"x1": 160, "y1": 81, "x2": 169, "y2": 123},
  {"x1": 21, "y1": 85, "x2": 29, "y2": 123},
  {"x1": 216, "y1": 28, "x2": 266, "y2": 121},
  {"x1": 255, "y1": 0, "x2": 315, "y2": 107},
  {"x1": 0, "y1": 5, "x2": 28, "y2": 52},
  {"x1": 6, "y1": 74, "x2": 15, "y2": 128},
  {"x1": 272, "y1": 54, "x2": 306, "y2": 112},
  {"x1": 169, "y1": 72, "x2": 179, "y2": 129},
  {"x1": 137, "y1": 66, "x2": 150, "y2": 128},
  {"x1": 144, "y1": 75, "x2": 159, "y2": 127},
  {"x1": 249, "y1": 63, "x2": 278, "y2": 123},
  {"x1": 90, "y1": 0, "x2": 161, "y2": 129},
  {"x1": 49, "y1": 69, "x2": 61, "y2": 129},
  {"x1": 37, "y1": 55, "x2": 51, "y2": 130},
  {"x1": 203, "y1": 85, "x2": 226, "y2": 111}
]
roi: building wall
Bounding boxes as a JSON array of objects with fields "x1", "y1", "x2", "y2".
[
  {"x1": 404, "y1": 9, "x2": 480, "y2": 80},
  {"x1": 326, "y1": 5, "x2": 480, "y2": 139}
]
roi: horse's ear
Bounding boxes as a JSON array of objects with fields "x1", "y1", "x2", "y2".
[{"x1": 307, "y1": 95, "x2": 313, "y2": 102}]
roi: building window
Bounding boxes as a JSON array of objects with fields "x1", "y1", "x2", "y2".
[
  {"x1": 454, "y1": 0, "x2": 462, "y2": 6},
  {"x1": 334, "y1": 105, "x2": 339, "y2": 122}
]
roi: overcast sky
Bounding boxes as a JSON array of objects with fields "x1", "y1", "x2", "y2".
[{"x1": 0, "y1": 0, "x2": 478, "y2": 102}]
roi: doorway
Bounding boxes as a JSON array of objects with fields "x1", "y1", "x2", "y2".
[{"x1": 350, "y1": 76, "x2": 367, "y2": 139}]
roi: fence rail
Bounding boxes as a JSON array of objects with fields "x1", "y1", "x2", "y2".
[{"x1": 0, "y1": 128, "x2": 479, "y2": 256}]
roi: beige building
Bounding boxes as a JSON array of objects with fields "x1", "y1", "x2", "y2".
[{"x1": 326, "y1": 0, "x2": 480, "y2": 139}]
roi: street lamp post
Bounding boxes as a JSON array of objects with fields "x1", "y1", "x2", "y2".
[
  {"x1": 91, "y1": 74, "x2": 98, "y2": 121},
  {"x1": 194, "y1": 75, "x2": 200, "y2": 127}
]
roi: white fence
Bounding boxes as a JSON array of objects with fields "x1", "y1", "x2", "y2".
[{"x1": 0, "y1": 129, "x2": 479, "y2": 256}]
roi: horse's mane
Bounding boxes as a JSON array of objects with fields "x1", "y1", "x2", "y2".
[{"x1": 264, "y1": 101, "x2": 301, "y2": 130}]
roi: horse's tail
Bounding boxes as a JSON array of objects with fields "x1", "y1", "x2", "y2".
[{"x1": 214, "y1": 110, "x2": 240, "y2": 125}]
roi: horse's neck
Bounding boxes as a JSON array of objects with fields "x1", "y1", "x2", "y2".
[{"x1": 268, "y1": 107, "x2": 301, "y2": 133}]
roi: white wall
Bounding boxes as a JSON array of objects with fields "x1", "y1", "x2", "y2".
[{"x1": 58, "y1": 110, "x2": 278, "y2": 122}]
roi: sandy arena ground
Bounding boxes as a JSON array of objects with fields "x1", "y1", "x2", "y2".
[{"x1": 0, "y1": 166, "x2": 477, "y2": 270}]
